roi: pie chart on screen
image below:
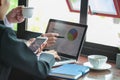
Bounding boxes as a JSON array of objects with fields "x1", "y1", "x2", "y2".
[{"x1": 67, "y1": 28, "x2": 78, "y2": 41}]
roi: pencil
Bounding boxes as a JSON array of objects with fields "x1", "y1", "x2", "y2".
[{"x1": 56, "y1": 36, "x2": 64, "y2": 38}]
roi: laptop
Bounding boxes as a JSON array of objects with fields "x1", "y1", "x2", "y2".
[{"x1": 45, "y1": 19, "x2": 87, "y2": 66}]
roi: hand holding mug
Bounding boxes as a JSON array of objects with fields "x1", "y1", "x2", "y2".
[{"x1": 6, "y1": 6, "x2": 25, "y2": 23}]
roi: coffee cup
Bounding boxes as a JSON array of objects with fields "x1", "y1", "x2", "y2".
[
  {"x1": 22, "y1": 7, "x2": 34, "y2": 18},
  {"x1": 88, "y1": 55, "x2": 108, "y2": 68}
]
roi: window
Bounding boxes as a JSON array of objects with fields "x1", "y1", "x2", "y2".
[
  {"x1": 89, "y1": 0, "x2": 117, "y2": 15},
  {"x1": 26, "y1": 0, "x2": 120, "y2": 47},
  {"x1": 18, "y1": 0, "x2": 120, "y2": 60},
  {"x1": 27, "y1": 0, "x2": 80, "y2": 33}
]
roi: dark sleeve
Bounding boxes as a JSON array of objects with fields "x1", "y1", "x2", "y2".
[{"x1": 0, "y1": 27, "x2": 55, "y2": 79}]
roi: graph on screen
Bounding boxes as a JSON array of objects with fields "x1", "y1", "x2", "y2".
[{"x1": 67, "y1": 28, "x2": 78, "y2": 41}]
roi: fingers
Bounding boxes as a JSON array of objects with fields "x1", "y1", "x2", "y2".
[
  {"x1": 15, "y1": 6, "x2": 25, "y2": 22},
  {"x1": 26, "y1": 38, "x2": 35, "y2": 46},
  {"x1": 16, "y1": 15, "x2": 24, "y2": 23},
  {"x1": 42, "y1": 33, "x2": 59, "y2": 47},
  {"x1": 28, "y1": 38, "x2": 36, "y2": 44},
  {"x1": 44, "y1": 50, "x2": 61, "y2": 60},
  {"x1": 13, "y1": 6, "x2": 24, "y2": 20},
  {"x1": 42, "y1": 33, "x2": 59, "y2": 37},
  {"x1": 7, "y1": 6, "x2": 25, "y2": 23},
  {"x1": 35, "y1": 42, "x2": 47, "y2": 55},
  {"x1": 51, "y1": 50, "x2": 61, "y2": 60},
  {"x1": 46, "y1": 37, "x2": 57, "y2": 47},
  {"x1": 48, "y1": 36, "x2": 57, "y2": 42},
  {"x1": 12, "y1": 6, "x2": 23, "y2": 14},
  {"x1": 55, "y1": 54, "x2": 61, "y2": 60},
  {"x1": 40, "y1": 42, "x2": 47, "y2": 51}
]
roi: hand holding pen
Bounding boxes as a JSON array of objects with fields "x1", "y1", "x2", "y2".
[{"x1": 41, "y1": 33, "x2": 60, "y2": 47}]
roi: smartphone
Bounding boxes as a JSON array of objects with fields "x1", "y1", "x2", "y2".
[{"x1": 29, "y1": 37, "x2": 48, "y2": 52}]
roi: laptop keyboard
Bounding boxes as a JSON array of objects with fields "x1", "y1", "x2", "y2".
[{"x1": 56, "y1": 56, "x2": 69, "y2": 62}]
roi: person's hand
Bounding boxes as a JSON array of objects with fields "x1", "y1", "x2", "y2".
[
  {"x1": 43, "y1": 50, "x2": 61, "y2": 60},
  {"x1": 35, "y1": 42, "x2": 47, "y2": 55},
  {"x1": 26, "y1": 38, "x2": 47, "y2": 55},
  {"x1": 41, "y1": 33, "x2": 59, "y2": 47},
  {"x1": 26, "y1": 38, "x2": 35, "y2": 47},
  {"x1": 6, "y1": 6, "x2": 25, "y2": 23}
]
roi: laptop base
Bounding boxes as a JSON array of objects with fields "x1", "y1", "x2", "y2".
[{"x1": 53, "y1": 59, "x2": 76, "y2": 67}]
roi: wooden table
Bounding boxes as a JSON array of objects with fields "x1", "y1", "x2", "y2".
[{"x1": 46, "y1": 55, "x2": 120, "y2": 80}]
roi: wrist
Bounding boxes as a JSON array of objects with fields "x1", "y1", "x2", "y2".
[
  {"x1": 6, "y1": 14, "x2": 12, "y2": 23},
  {"x1": 4, "y1": 15, "x2": 14, "y2": 28}
]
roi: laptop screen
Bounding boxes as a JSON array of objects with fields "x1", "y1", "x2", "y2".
[{"x1": 46, "y1": 19, "x2": 87, "y2": 59}]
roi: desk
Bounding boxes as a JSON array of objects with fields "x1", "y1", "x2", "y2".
[{"x1": 47, "y1": 55, "x2": 120, "y2": 80}]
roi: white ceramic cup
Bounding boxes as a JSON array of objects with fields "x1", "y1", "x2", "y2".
[
  {"x1": 116, "y1": 53, "x2": 120, "y2": 68},
  {"x1": 88, "y1": 55, "x2": 108, "y2": 68},
  {"x1": 22, "y1": 7, "x2": 34, "y2": 18}
]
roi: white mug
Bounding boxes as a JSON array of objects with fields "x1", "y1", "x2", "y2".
[
  {"x1": 22, "y1": 7, "x2": 34, "y2": 18},
  {"x1": 88, "y1": 55, "x2": 108, "y2": 68},
  {"x1": 116, "y1": 53, "x2": 120, "y2": 68}
]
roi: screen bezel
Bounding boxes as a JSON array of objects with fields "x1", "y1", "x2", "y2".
[{"x1": 46, "y1": 19, "x2": 88, "y2": 60}]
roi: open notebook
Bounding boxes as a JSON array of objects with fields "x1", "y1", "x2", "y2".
[{"x1": 45, "y1": 19, "x2": 87, "y2": 66}]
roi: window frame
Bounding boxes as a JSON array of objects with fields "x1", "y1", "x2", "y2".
[
  {"x1": 17, "y1": 0, "x2": 26, "y2": 39},
  {"x1": 66, "y1": 0, "x2": 120, "y2": 18}
]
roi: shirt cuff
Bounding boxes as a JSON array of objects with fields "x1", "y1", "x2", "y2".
[{"x1": 3, "y1": 16, "x2": 14, "y2": 28}]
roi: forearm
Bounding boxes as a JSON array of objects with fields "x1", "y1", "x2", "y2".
[{"x1": 39, "y1": 53, "x2": 55, "y2": 68}]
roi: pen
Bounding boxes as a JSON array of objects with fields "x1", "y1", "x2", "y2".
[{"x1": 56, "y1": 36, "x2": 64, "y2": 38}]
